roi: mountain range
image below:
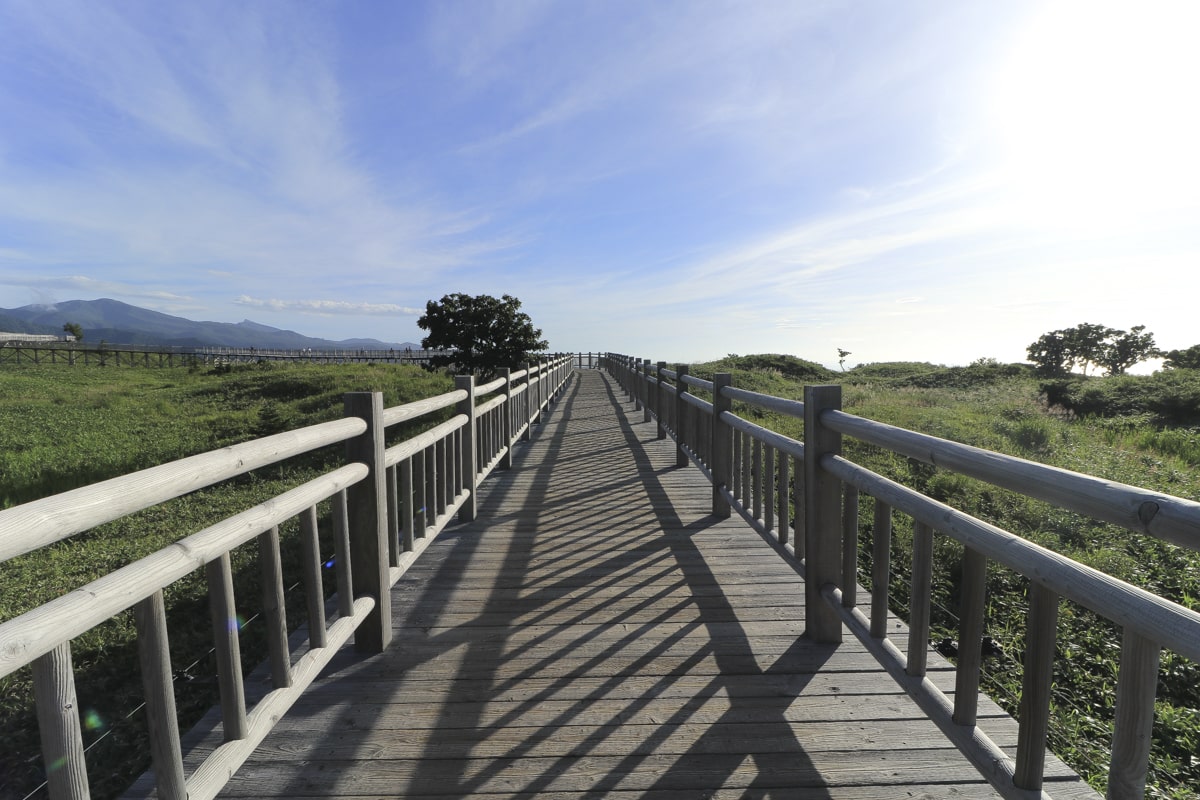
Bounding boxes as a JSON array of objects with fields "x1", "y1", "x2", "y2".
[{"x1": 0, "y1": 299, "x2": 419, "y2": 350}]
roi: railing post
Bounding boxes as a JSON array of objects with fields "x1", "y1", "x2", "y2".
[
  {"x1": 633, "y1": 358, "x2": 643, "y2": 412},
  {"x1": 501, "y1": 368, "x2": 514, "y2": 469},
  {"x1": 642, "y1": 359, "x2": 652, "y2": 422},
  {"x1": 675, "y1": 365, "x2": 690, "y2": 468},
  {"x1": 522, "y1": 362, "x2": 533, "y2": 442},
  {"x1": 32, "y1": 643, "x2": 89, "y2": 800},
  {"x1": 656, "y1": 362, "x2": 667, "y2": 439},
  {"x1": 803, "y1": 385, "x2": 843, "y2": 644},
  {"x1": 1015, "y1": 582, "x2": 1058, "y2": 790},
  {"x1": 1108, "y1": 631, "x2": 1161, "y2": 799},
  {"x1": 344, "y1": 391, "x2": 392, "y2": 653},
  {"x1": 535, "y1": 359, "x2": 545, "y2": 424},
  {"x1": 711, "y1": 373, "x2": 733, "y2": 518},
  {"x1": 456, "y1": 375, "x2": 477, "y2": 522}
]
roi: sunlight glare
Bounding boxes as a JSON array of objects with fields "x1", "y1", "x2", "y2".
[{"x1": 991, "y1": 1, "x2": 1200, "y2": 231}]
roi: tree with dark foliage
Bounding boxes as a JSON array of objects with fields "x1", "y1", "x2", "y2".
[
  {"x1": 418, "y1": 293, "x2": 548, "y2": 378},
  {"x1": 1163, "y1": 344, "x2": 1200, "y2": 370},
  {"x1": 1027, "y1": 323, "x2": 1159, "y2": 376}
]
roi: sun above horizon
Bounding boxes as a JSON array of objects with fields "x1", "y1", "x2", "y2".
[{"x1": 990, "y1": 0, "x2": 1200, "y2": 232}]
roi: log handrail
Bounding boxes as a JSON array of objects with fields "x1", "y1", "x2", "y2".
[
  {"x1": 0, "y1": 352, "x2": 574, "y2": 800},
  {"x1": 606, "y1": 352, "x2": 1200, "y2": 800}
]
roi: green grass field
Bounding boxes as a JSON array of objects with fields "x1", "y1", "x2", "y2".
[
  {"x1": 689, "y1": 355, "x2": 1200, "y2": 799},
  {"x1": 0, "y1": 361, "x2": 453, "y2": 800},
  {"x1": 2, "y1": 357, "x2": 1198, "y2": 799}
]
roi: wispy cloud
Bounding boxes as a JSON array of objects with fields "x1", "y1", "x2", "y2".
[
  {"x1": 0, "y1": 273, "x2": 191, "y2": 304},
  {"x1": 234, "y1": 296, "x2": 422, "y2": 316}
]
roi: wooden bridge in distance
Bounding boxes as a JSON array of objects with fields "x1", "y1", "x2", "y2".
[{"x1": 170, "y1": 368, "x2": 1097, "y2": 799}]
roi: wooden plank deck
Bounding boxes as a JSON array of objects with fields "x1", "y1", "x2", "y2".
[{"x1": 205, "y1": 368, "x2": 1097, "y2": 799}]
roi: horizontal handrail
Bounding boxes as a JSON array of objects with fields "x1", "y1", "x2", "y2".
[
  {"x1": 2, "y1": 351, "x2": 577, "y2": 800},
  {"x1": 822, "y1": 408, "x2": 1200, "y2": 549},
  {"x1": 602, "y1": 350, "x2": 1198, "y2": 798},
  {"x1": 823, "y1": 454, "x2": 1200, "y2": 662},
  {"x1": 384, "y1": 415, "x2": 469, "y2": 468},
  {"x1": 380, "y1": 389, "x2": 467, "y2": 427},
  {"x1": 722, "y1": 411, "x2": 805, "y2": 461},
  {"x1": 0, "y1": 417, "x2": 367, "y2": 562},
  {"x1": 722, "y1": 385, "x2": 805, "y2": 418},
  {"x1": 0, "y1": 463, "x2": 368, "y2": 680}
]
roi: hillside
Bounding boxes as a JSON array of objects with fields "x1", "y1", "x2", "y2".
[{"x1": 0, "y1": 299, "x2": 418, "y2": 350}]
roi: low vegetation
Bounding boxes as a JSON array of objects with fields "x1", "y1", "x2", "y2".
[
  {"x1": 3, "y1": 354, "x2": 1199, "y2": 799},
  {"x1": 691, "y1": 354, "x2": 1200, "y2": 799},
  {"x1": 0, "y1": 361, "x2": 452, "y2": 800}
]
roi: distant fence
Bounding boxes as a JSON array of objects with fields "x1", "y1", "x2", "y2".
[
  {"x1": 0, "y1": 342, "x2": 453, "y2": 367},
  {"x1": 0, "y1": 355, "x2": 574, "y2": 800},
  {"x1": 604, "y1": 352, "x2": 1200, "y2": 800},
  {"x1": 0, "y1": 343, "x2": 606, "y2": 370}
]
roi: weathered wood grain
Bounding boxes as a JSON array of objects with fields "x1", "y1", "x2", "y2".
[{"x1": 186, "y1": 370, "x2": 1097, "y2": 800}]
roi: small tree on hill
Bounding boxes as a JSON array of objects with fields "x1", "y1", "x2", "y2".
[
  {"x1": 418, "y1": 293, "x2": 548, "y2": 378},
  {"x1": 1096, "y1": 325, "x2": 1161, "y2": 375},
  {"x1": 1163, "y1": 345, "x2": 1200, "y2": 370},
  {"x1": 1027, "y1": 323, "x2": 1160, "y2": 376},
  {"x1": 62, "y1": 322, "x2": 83, "y2": 341}
]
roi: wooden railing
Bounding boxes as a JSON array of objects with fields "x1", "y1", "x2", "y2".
[
  {"x1": 0, "y1": 354, "x2": 574, "y2": 800},
  {"x1": 603, "y1": 352, "x2": 1200, "y2": 800}
]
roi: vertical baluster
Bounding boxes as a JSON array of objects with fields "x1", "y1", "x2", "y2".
[
  {"x1": 739, "y1": 434, "x2": 748, "y2": 510},
  {"x1": 776, "y1": 452, "x2": 789, "y2": 545},
  {"x1": 332, "y1": 489, "x2": 355, "y2": 619},
  {"x1": 764, "y1": 446, "x2": 776, "y2": 532},
  {"x1": 1015, "y1": 582, "x2": 1059, "y2": 791},
  {"x1": 134, "y1": 591, "x2": 186, "y2": 800},
  {"x1": 400, "y1": 456, "x2": 415, "y2": 552},
  {"x1": 752, "y1": 438, "x2": 762, "y2": 521},
  {"x1": 298, "y1": 505, "x2": 327, "y2": 648},
  {"x1": 954, "y1": 546, "x2": 988, "y2": 725},
  {"x1": 732, "y1": 429, "x2": 743, "y2": 502},
  {"x1": 414, "y1": 448, "x2": 428, "y2": 540},
  {"x1": 1108, "y1": 630, "x2": 1161, "y2": 799},
  {"x1": 436, "y1": 435, "x2": 447, "y2": 517},
  {"x1": 386, "y1": 464, "x2": 400, "y2": 568},
  {"x1": 423, "y1": 445, "x2": 436, "y2": 531},
  {"x1": 906, "y1": 520, "x2": 934, "y2": 677},
  {"x1": 206, "y1": 553, "x2": 248, "y2": 739},
  {"x1": 870, "y1": 501, "x2": 892, "y2": 638},
  {"x1": 259, "y1": 526, "x2": 293, "y2": 687},
  {"x1": 841, "y1": 486, "x2": 859, "y2": 608},
  {"x1": 792, "y1": 455, "x2": 804, "y2": 557},
  {"x1": 32, "y1": 643, "x2": 89, "y2": 800}
]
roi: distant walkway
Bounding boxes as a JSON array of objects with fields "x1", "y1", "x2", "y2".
[{"x1": 206, "y1": 369, "x2": 1096, "y2": 798}]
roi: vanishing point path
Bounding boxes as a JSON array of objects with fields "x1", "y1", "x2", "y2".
[{"x1": 206, "y1": 369, "x2": 1095, "y2": 799}]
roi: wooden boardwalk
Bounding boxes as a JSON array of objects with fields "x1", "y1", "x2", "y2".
[{"x1": 205, "y1": 369, "x2": 1097, "y2": 799}]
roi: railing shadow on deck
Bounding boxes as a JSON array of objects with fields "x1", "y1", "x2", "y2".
[
  {"x1": 607, "y1": 352, "x2": 1200, "y2": 800},
  {"x1": 0, "y1": 354, "x2": 576, "y2": 800},
  {"x1": 252, "y1": 368, "x2": 837, "y2": 798}
]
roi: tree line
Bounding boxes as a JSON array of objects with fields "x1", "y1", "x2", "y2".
[{"x1": 1026, "y1": 323, "x2": 1200, "y2": 376}]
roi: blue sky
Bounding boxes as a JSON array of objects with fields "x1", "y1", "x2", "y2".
[{"x1": 1, "y1": 0, "x2": 1197, "y2": 368}]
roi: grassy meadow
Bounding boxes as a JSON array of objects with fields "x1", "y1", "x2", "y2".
[
  {"x1": 2, "y1": 356, "x2": 1199, "y2": 798},
  {"x1": 0, "y1": 361, "x2": 452, "y2": 800},
  {"x1": 689, "y1": 355, "x2": 1200, "y2": 799}
]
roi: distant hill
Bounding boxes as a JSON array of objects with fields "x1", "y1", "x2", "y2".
[{"x1": 0, "y1": 299, "x2": 419, "y2": 351}]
